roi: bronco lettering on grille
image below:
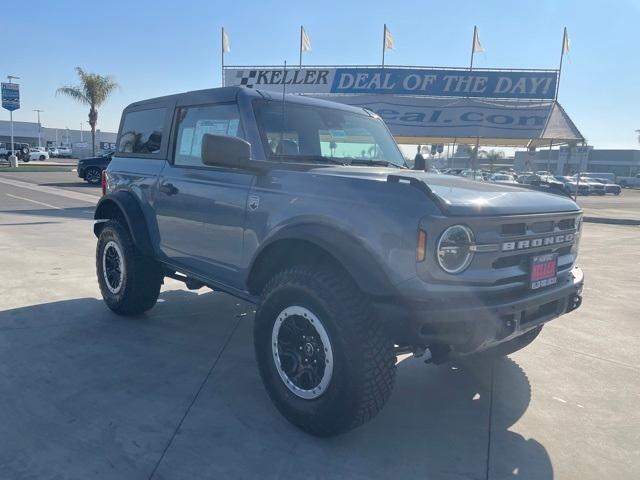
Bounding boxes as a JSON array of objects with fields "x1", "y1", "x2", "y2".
[{"x1": 502, "y1": 233, "x2": 574, "y2": 252}]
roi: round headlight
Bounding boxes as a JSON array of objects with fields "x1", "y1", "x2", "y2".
[{"x1": 437, "y1": 225, "x2": 474, "y2": 274}]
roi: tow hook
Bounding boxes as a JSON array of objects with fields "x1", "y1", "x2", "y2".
[{"x1": 567, "y1": 294, "x2": 582, "y2": 313}]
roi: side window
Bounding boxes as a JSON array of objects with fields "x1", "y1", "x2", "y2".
[
  {"x1": 118, "y1": 108, "x2": 166, "y2": 154},
  {"x1": 174, "y1": 104, "x2": 244, "y2": 167}
]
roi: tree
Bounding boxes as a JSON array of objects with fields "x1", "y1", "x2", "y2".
[
  {"x1": 57, "y1": 67, "x2": 119, "y2": 156},
  {"x1": 481, "y1": 149, "x2": 505, "y2": 172}
]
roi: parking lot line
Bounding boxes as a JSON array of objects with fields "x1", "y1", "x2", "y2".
[
  {"x1": 0, "y1": 176, "x2": 97, "y2": 204},
  {"x1": 6, "y1": 193, "x2": 63, "y2": 210}
]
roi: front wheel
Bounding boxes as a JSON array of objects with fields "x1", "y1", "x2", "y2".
[
  {"x1": 96, "y1": 220, "x2": 163, "y2": 315},
  {"x1": 254, "y1": 266, "x2": 396, "y2": 437}
]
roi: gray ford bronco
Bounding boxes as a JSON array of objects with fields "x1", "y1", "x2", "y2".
[{"x1": 94, "y1": 86, "x2": 584, "y2": 436}]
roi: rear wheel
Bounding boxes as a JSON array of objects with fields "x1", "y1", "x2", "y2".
[
  {"x1": 85, "y1": 167, "x2": 101, "y2": 185},
  {"x1": 39, "y1": 155, "x2": 46, "y2": 161},
  {"x1": 96, "y1": 220, "x2": 162, "y2": 315},
  {"x1": 254, "y1": 265, "x2": 396, "y2": 437}
]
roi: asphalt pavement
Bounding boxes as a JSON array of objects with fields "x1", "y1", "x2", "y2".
[{"x1": 0, "y1": 170, "x2": 639, "y2": 479}]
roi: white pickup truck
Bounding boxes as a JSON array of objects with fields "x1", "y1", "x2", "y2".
[{"x1": 617, "y1": 174, "x2": 640, "y2": 188}]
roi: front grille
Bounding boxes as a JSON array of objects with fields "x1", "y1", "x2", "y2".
[{"x1": 488, "y1": 213, "x2": 579, "y2": 286}]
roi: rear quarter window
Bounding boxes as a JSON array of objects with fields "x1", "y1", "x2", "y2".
[{"x1": 117, "y1": 108, "x2": 167, "y2": 155}]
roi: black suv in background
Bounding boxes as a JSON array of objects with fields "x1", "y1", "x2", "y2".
[{"x1": 77, "y1": 152, "x2": 113, "y2": 184}]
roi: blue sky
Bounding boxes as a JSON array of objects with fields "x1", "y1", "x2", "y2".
[{"x1": 4, "y1": 0, "x2": 640, "y2": 148}]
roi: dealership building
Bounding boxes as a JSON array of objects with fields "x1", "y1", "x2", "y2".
[
  {"x1": 0, "y1": 120, "x2": 117, "y2": 157},
  {"x1": 514, "y1": 147, "x2": 640, "y2": 177}
]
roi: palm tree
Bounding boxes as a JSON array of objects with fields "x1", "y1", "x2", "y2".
[
  {"x1": 482, "y1": 149, "x2": 505, "y2": 172},
  {"x1": 57, "y1": 67, "x2": 119, "y2": 156}
]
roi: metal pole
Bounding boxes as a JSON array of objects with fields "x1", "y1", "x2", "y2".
[
  {"x1": 221, "y1": 27, "x2": 225, "y2": 87},
  {"x1": 473, "y1": 136, "x2": 480, "y2": 176},
  {"x1": 469, "y1": 26, "x2": 477, "y2": 70},
  {"x1": 80, "y1": 122, "x2": 83, "y2": 142},
  {"x1": 382, "y1": 24, "x2": 386, "y2": 67},
  {"x1": 555, "y1": 27, "x2": 566, "y2": 101},
  {"x1": 34, "y1": 109, "x2": 44, "y2": 148},
  {"x1": 547, "y1": 138, "x2": 553, "y2": 175},
  {"x1": 299, "y1": 26, "x2": 303, "y2": 67},
  {"x1": 7, "y1": 75, "x2": 19, "y2": 165}
]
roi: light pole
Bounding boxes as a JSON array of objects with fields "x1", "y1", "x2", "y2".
[
  {"x1": 33, "y1": 109, "x2": 44, "y2": 148},
  {"x1": 80, "y1": 122, "x2": 84, "y2": 142},
  {"x1": 7, "y1": 75, "x2": 20, "y2": 163}
]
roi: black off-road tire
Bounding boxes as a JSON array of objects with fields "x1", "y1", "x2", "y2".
[
  {"x1": 96, "y1": 220, "x2": 162, "y2": 315},
  {"x1": 472, "y1": 325, "x2": 543, "y2": 360},
  {"x1": 254, "y1": 265, "x2": 396, "y2": 437}
]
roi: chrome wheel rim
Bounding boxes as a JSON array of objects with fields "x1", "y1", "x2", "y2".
[
  {"x1": 102, "y1": 240, "x2": 124, "y2": 294},
  {"x1": 271, "y1": 306, "x2": 333, "y2": 400}
]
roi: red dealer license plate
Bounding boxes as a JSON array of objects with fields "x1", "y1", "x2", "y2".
[{"x1": 530, "y1": 253, "x2": 558, "y2": 290}]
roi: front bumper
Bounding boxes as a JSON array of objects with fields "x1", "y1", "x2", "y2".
[
  {"x1": 376, "y1": 266, "x2": 584, "y2": 355},
  {"x1": 77, "y1": 164, "x2": 85, "y2": 178}
]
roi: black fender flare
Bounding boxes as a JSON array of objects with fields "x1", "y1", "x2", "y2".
[
  {"x1": 93, "y1": 190, "x2": 155, "y2": 256},
  {"x1": 248, "y1": 222, "x2": 398, "y2": 297}
]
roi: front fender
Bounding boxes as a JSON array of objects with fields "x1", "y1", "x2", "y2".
[
  {"x1": 250, "y1": 220, "x2": 398, "y2": 297},
  {"x1": 93, "y1": 190, "x2": 155, "y2": 256}
]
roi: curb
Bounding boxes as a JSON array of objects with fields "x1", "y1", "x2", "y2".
[{"x1": 583, "y1": 216, "x2": 640, "y2": 226}]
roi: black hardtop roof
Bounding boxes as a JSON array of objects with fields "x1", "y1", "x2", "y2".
[{"x1": 123, "y1": 86, "x2": 369, "y2": 115}]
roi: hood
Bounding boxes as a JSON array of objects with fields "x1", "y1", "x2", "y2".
[{"x1": 315, "y1": 166, "x2": 580, "y2": 216}]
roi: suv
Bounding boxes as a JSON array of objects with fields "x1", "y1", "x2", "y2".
[
  {"x1": 94, "y1": 87, "x2": 584, "y2": 437},
  {"x1": 0, "y1": 142, "x2": 30, "y2": 160}
]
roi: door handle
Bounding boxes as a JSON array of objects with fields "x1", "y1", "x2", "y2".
[{"x1": 159, "y1": 182, "x2": 178, "y2": 196}]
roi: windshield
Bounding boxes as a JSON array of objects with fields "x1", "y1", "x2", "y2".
[{"x1": 253, "y1": 99, "x2": 406, "y2": 167}]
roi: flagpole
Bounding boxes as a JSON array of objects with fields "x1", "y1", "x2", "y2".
[
  {"x1": 300, "y1": 26, "x2": 303, "y2": 67},
  {"x1": 382, "y1": 24, "x2": 386, "y2": 67},
  {"x1": 555, "y1": 27, "x2": 567, "y2": 101},
  {"x1": 221, "y1": 27, "x2": 225, "y2": 87},
  {"x1": 469, "y1": 25, "x2": 477, "y2": 70}
]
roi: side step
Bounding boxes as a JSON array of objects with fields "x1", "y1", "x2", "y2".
[{"x1": 164, "y1": 270, "x2": 206, "y2": 290}]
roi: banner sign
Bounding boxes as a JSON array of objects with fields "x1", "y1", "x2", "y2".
[
  {"x1": 225, "y1": 66, "x2": 558, "y2": 100},
  {"x1": 331, "y1": 95, "x2": 557, "y2": 140},
  {"x1": 1, "y1": 82, "x2": 20, "y2": 111}
]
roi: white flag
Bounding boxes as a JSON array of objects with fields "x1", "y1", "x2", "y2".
[
  {"x1": 472, "y1": 27, "x2": 484, "y2": 53},
  {"x1": 301, "y1": 27, "x2": 312, "y2": 52},
  {"x1": 222, "y1": 29, "x2": 230, "y2": 53},
  {"x1": 562, "y1": 28, "x2": 570, "y2": 55},
  {"x1": 384, "y1": 25, "x2": 394, "y2": 50}
]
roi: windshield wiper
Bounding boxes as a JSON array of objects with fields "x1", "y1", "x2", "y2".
[
  {"x1": 270, "y1": 154, "x2": 349, "y2": 166},
  {"x1": 349, "y1": 159, "x2": 407, "y2": 169}
]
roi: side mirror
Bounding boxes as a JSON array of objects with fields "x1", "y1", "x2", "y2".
[{"x1": 201, "y1": 133, "x2": 251, "y2": 169}]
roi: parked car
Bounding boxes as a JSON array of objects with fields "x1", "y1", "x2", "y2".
[
  {"x1": 0, "y1": 142, "x2": 30, "y2": 160},
  {"x1": 591, "y1": 178, "x2": 621, "y2": 195},
  {"x1": 47, "y1": 147, "x2": 60, "y2": 158},
  {"x1": 25, "y1": 148, "x2": 50, "y2": 162},
  {"x1": 94, "y1": 87, "x2": 584, "y2": 437},
  {"x1": 554, "y1": 176, "x2": 590, "y2": 196},
  {"x1": 571, "y1": 175, "x2": 606, "y2": 195},
  {"x1": 57, "y1": 146, "x2": 73, "y2": 158},
  {"x1": 489, "y1": 173, "x2": 518, "y2": 184},
  {"x1": 617, "y1": 173, "x2": 640, "y2": 189},
  {"x1": 517, "y1": 173, "x2": 541, "y2": 185},
  {"x1": 77, "y1": 152, "x2": 113, "y2": 184}
]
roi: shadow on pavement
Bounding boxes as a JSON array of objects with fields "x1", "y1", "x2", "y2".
[
  {"x1": 41, "y1": 181, "x2": 101, "y2": 190},
  {"x1": 0, "y1": 290, "x2": 552, "y2": 480},
  {"x1": 0, "y1": 206, "x2": 94, "y2": 220}
]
